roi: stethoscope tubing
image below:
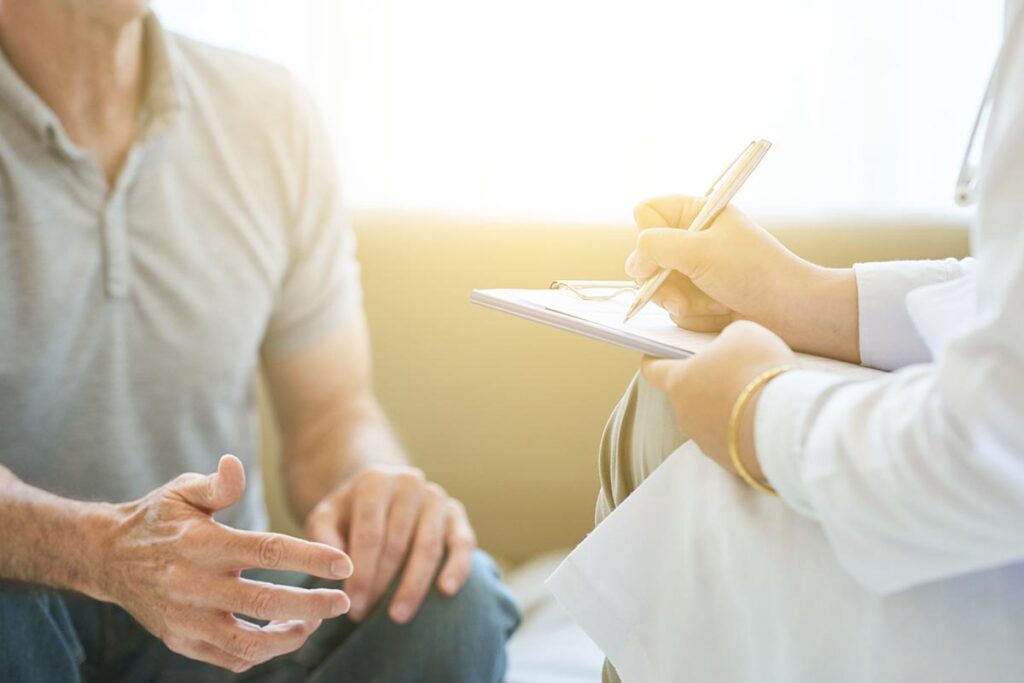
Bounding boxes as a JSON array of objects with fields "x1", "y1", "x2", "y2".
[{"x1": 955, "y1": 3, "x2": 1023, "y2": 206}]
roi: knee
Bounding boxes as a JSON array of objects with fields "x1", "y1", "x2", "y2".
[
  {"x1": 441, "y1": 550, "x2": 520, "y2": 634},
  {"x1": 598, "y1": 372, "x2": 645, "y2": 518},
  {"x1": 410, "y1": 551, "x2": 520, "y2": 682},
  {"x1": 598, "y1": 370, "x2": 687, "y2": 520}
]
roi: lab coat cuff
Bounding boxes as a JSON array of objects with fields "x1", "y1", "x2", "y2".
[
  {"x1": 756, "y1": 369, "x2": 849, "y2": 518},
  {"x1": 854, "y1": 259, "x2": 961, "y2": 371}
]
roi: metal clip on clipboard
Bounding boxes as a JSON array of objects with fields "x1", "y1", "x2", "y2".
[{"x1": 549, "y1": 280, "x2": 638, "y2": 301}]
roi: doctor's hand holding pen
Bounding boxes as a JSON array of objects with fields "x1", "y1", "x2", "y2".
[
  {"x1": 625, "y1": 195, "x2": 858, "y2": 491},
  {"x1": 625, "y1": 195, "x2": 861, "y2": 364}
]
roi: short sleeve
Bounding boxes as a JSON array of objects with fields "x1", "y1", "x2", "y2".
[{"x1": 261, "y1": 78, "x2": 362, "y2": 357}]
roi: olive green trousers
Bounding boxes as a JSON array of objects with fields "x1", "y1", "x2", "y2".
[{"x1": 596, "y1": 372, "x2": 688, "y2": 683}]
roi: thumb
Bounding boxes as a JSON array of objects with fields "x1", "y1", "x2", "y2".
[
  {"x1": 634, "y1": 228, "x2": 710, "y2": 280},
  {"x1": 306, "y1": 510, "x2": 345, "y2": 552},
  {"x1": 305, "y1": 496, "x2": 347, "y2": 551},
  {"x1": 175, "y1": 454, "x2": 247, "y2": 513},
  {"x1": 640, "y1": 356, "x2": 685, "y2": 392}
]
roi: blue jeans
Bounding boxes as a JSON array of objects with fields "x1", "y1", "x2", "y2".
[{"x1": 0, "y1": 551, "x2": 519, "y2": 682}]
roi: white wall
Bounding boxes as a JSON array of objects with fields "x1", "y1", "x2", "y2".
[{"x1": 154, "y1": 0, "x2": 1003, "y2": 223}]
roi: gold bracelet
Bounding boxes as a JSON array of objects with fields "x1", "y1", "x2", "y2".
[{"x1": 727, "y1": 365, "x2": 794, "y2": 496}]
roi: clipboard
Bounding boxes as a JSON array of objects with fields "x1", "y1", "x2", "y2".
[{"x1": 470, "y1": 282, "x2": 882, "y2": 378}]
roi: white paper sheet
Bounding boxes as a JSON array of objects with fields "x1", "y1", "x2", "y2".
[{"x1": 471, "y1": 288, "x2": 880, "y2": 378}]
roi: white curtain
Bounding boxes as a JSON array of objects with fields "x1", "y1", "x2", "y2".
[{"x1": 154, "y1": 0, "x2": 1003, "y2": 222}]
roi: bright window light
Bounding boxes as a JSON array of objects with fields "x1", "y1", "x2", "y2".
[{"x1": 155, "y1": 0, "x2": 1003, "y2": 222}]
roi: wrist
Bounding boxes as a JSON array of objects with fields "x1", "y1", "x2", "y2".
[
  {"x1": 730, "y1": 362, "x2": 795, "y2": 493},
  {"x1": 737, "y1": 377, "x2": 771, "y2": 483},
  {"x1": 71, "y1": 500, "x2": 125, "y2": 602},
  {"x1": 781, "y1": 265, "x2": 860, "y2": 363},
  {"x1": 0, "y1": 472, "x2": 124, "y2": 598},
  {"x1": 288, "y1": 457, "x2": 370, "y2": 524}
]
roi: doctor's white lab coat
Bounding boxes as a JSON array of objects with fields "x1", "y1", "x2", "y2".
[
  {"x1": 758, "y1": 1, "x2": 1024, "y2": 595},
  {"x1": 549, "y1": 4, "x2": 1024, "y2": 683}
]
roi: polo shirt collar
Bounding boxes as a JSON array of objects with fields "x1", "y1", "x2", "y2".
[
  {"x1": 0, "y1": 32, "x2": 62, "y2": 147},
  {"x1": 140, "y1": 11, "x2": 190, "y2": 139},
  {"x1": 0, "y1": 11, "x2": 189, "y2": 153}
]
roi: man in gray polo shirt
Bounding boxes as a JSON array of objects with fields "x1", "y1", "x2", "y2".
[{"x1": 0, "y1": 1, "x2": 518, "y2": 680}]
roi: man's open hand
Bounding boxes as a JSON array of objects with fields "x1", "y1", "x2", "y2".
[
  {"x1": 98, "y1": 455, "x2": 354, "y2": 673},
  {"x1": 305, "y1": 465, "x2": 476, "y2": 624}
]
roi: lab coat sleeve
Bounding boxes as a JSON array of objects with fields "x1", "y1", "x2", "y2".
[
  {"x1": 854, "y1": 258, "x2": 969, "y2": 370},
  {"x1": 757, "y1": 28, "x2": 1024, "y2": 593}
]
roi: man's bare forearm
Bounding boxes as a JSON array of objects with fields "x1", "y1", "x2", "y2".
[
  {"x1": 282, "y1": 402, "x2": 408, "y2": 521},
  {"x1": 0, "y1": 465, "x2": 110, "y2": 596}
]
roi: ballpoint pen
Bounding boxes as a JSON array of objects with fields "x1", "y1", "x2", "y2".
[{"x1": 622, "y1": 139, "x2": 772, "y2": 322}]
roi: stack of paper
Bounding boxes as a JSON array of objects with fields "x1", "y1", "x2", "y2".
[{"x1": 471, "y1": 287, "x2": 881, "y2": 378}]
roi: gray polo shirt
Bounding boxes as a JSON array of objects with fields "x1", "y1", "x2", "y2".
[{"x1": 0, "y1": 14, "x2": 361, "y2": 531}]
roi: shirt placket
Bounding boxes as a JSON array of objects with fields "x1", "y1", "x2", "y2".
[{"x1": 101, "y1": 146, "x2": 145, "y2": 299}]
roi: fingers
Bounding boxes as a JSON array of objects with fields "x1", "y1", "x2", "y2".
[
  {"x1": 640, "y1": 356, "x2": 685, "y2": 391},
  {"x1": 191, "y1": 613, "x2": 320, "y2": 669},
  {"x1": 626, "y1": 268, "x2": 731, "y2": 331},
  {"x1": 633, "y1": 195, "x2": 705, "y2": 230},
  {"x1": 173, "y1": 454, "x2": 246, "y2": 513},
  {"x1": 301, "y1": 466, "x2": 475, "y2": 627},
  {"x1": 435, "y1": 499, "x2": 476, "y2": 596},
  {"x1": 670, "y1": 314, "x2": 733, "y2": 333},
  {"x1": 219, "y1": 529, "x2": 353, "y2": 579},
  {"x1": 634, "y1": 228, "x2": 711, "y2": 280},
  {"x1": 626, "y1": 196, "x2": 706, "y2": 281},
  {"x1": 369, "y1": 480, "x2": 425, "y2": 601},
  {"x1": 211, "y1": 577, "x2": 349, "y2": 622},
  {"x1": 188, "y1": 640, "x2": 254, "y2": 674},
  {"x1": 305, "y1": 497, "x2": 346, "y2": 551},
  {"x1": 388, "y1": 486, "x2": 447, "y2": 624},
  {"x1": 624, "y1": 248, "x2": 660, "y2": 280},
  {"x1": 652, "y1": 272, "x2": 729, "y2": 318},
  {"x1": 344, "y1": 477, "x2": 396, "y2": 620}
]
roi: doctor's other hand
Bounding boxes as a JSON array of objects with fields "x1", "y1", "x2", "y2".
[
  {"x1": 641, "y1": 321, "x2": 796, "y2": 483},
  {"x1": 625, "y1": 195, "x2": 860, "y2": 364},
  {"x1": 305, "y1": 464, "x2": 477, "y2": 625},
  {"x1": 99, "y1": 455, "x2": 353, "y2": 673}
]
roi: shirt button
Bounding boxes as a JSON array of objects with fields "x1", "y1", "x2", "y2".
[{"x1": 44, "y1": 126, "x2": 58, "y2": 151}]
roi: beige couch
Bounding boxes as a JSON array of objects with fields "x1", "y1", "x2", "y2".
[{"x1": 261, "y1": 212, "x2": 969, "y2": 565}]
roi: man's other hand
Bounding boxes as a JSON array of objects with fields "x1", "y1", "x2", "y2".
[
  {"x1": 305, "y1": 464, "x2": 476, "y2": 624},
  {"x1": 97, "y1": 455, "x2": 353, "y2": 673}
]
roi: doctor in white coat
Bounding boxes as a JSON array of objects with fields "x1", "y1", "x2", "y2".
[{"x1": 592, "y1": 1, "x2": 1024, "y2": 681}]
